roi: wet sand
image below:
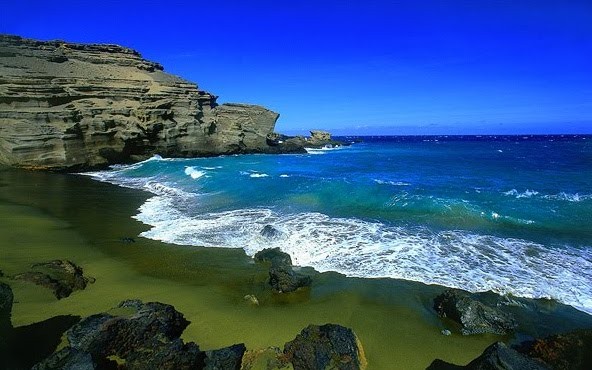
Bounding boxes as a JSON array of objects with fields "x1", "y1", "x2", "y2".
[{"x1": 1, "y1": 168, "x2": 590, "y2": 369}]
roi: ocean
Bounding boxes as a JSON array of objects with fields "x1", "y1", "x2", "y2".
[{"x1": 85, "y1": 135, "x2": 592, "y2": 315}]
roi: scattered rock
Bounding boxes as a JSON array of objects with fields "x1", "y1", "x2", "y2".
[
  {"x1": 204, "y1": 343, "x2": 246, "y2": 370},
  {"x1": 260, "y1": 225, "x2": 284, "y2": 240},
  {"x1": 32, "y1": 347, "x2": 95, "y2": 370},
  {"x1": 284, "y1": 324, "x2": 367, "y2": 370},
  {"x1": 120, "y1": 237, "x2": 136, "y2": 244},
  {"x1": 0, "y1": 282, "x2": 13, "y2": 330},
  {"x1": 516, "y1": 329, "x2": 592, "y2": 370},
  {"x1": 433, "y1": 289, "x2": 517, "y2": 335},
  {"x1": 243, "y1": 294, "x2": 260, "y2": 306},
  {"x1": 254, "y1": 248, "x2": 312, "y2": 293},
  {"x1": 426, "y1": 342, "x2": 550, "y2": 370},
  {"x1": 441, "y1": 329, "x2": 452, "y2": 336},
  {"x1": 13, "y1": 260, "x2": 93, "y2": 299}
]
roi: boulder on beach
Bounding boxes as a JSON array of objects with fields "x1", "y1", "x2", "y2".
[
  {"x1": 35, "y1": 299, "x2": 203, "y2": 369},
  {"x1": 13, "y1": 260, "x2": 94, "y2": 299},
  {"x1": 254, "y1": 248, "x2": 312, "y2": 293},
  {"x1": 426, "y1": 342, "x2": 550, "y2": 370},
  {"x1": 433, "y1": 289, "x2": 517, "y2": 335},
  {"x1": 284, "y1": 324, "x2": 367, "y2": 370}
]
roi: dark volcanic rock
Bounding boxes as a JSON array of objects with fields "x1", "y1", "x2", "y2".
[
  {"x1": 260, "y1": 224, "x2": 284, "y2": 240},
  {"x1": 284, "y1": 324, "x2": 366, "y2": 370},
  {"x1": 434, "y1": 289, "x2": 517, "y2": 335},
  {"x1": 0, "y1": 282, "x2": 14, "y2": 327},
  {"x1": 517, "y1": 329, "x2": 592, "y2": 370},
  {"x1": 254, "y1": 248, "x2": 312, "y2": 293},
  {"x1": 254, "y1": 247, "x2": 293, "y2": 266},
  {"x1": 125, "y1": 339, "x2": 203, "y2": 370},
  {"x1": 0, "y1": 282, "x2": 13, "y2": 330},
  {"x1": 13, "y1": 260, "x2": 93, "y2": 299},
  {"x1": 426, "y1": 342, "x2": 550, "y2": 370},
  {"x1": 204, "y1": 343, "x2": 246, "y2": 370},
  {"x1": 31, "y1": 347, "x2": 96, "y2": 370},
  {"x1": 0, "y1": 34, "x2": 298, "y2": 171},
  {"x1": 36, "y1": 299, "x2": 205, "y2": 369},
  {"x1": 68, "y1": 300, "x2": 190, "y2": 357}
]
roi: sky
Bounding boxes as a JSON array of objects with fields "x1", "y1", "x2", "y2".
[{"x1": 1, "y1": 0, "x2": 591, "y2": 135}]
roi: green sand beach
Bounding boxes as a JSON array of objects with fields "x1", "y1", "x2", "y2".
[{"x1": 1, "y1": 167, "x2": 591, "y2": 369}]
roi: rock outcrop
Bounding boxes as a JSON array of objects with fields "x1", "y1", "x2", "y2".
[
  {"x1": 0, "y1": 34, "x2": 302, "y2": 171},
  {"x1": 266, "y1": 130, "x2": 345, "y2": 150},
  {"x1": 426, "y1": 342, "x2": 550, "y2": 370},
  {"x1": 33, "y1": 299, "x2": 247, "y2": 370},
  {"x1": 13, "y1": 260, "x2": 93, "y2": 299},
  {"x1": 284, "y1": 324, "x2": 367, "y2": 370},
  {"x1": 433, "y1": 289, "x2": 517, "y2": 335},
  {"x1": 254, "y1": 248, "x2": 312, "y2": 293}
]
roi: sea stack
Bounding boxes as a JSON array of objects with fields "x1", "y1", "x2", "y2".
[{"x1": 0, "y1": 35, "x2": 303, "y2": 171}]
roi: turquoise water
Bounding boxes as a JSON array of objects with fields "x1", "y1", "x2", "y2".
[{"x1": 86, "y1": 135, "x2": 592, "y2": 314}]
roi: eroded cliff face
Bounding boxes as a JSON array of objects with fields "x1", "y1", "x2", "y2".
[{"x1": 0, "y1": 35, "x2": 289, "y2": 170}]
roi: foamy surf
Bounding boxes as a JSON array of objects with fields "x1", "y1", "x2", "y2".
[
  {"x1": 133, "y1": 192, "x2": 592, "y2": 316},
  {"x1": 184, "y1": 166, "x2": 206, "y2": 179}
]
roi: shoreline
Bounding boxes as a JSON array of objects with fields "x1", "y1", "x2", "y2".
[{"x1": 1, "y1": 167, "x2": 591, "y2": 369}]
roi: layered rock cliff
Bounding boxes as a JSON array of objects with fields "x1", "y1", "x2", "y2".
[{"x1": 0, "y1": 35, "x2": 299, "y2": 170}]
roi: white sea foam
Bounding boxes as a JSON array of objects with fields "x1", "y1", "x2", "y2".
[
  {"x1": 304, "y1": 149, "x2": 327, "y2": 155},
  {"x1": 374, "y1": 179, "x2": 411, "y2": 186},
  {"x1": 184, "y1": 166, "x2": 206, "y2": 179},
  {"x1": 134, "y1": 195, "x2": 592, "y2": 315},
  {"x1": 280, "y1": 174, "x2": 290, "y2": 178},
  {"x1": 543, "y1": 192, "x2": 592, "y2": 202},
  {"x1": 503, "y1": 189, "x2": 539, "y2": 198},
  {"x1": 250, "y1": 173, "x2": 269, "y2": 178},
  {"x1": 504, "y1": 189, "x2": 591, "y2": 202}
]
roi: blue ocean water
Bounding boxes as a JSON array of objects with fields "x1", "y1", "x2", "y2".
[{"x1": 86, "y1": 135, "x2": 592, "y2": 314}]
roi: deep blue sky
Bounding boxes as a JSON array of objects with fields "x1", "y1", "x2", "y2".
[{"x1": 2, "y1": 1, "x2": 591, "y2": 134}]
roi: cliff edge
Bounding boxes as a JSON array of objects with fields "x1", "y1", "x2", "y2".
[{"x1": 0, "y1": 35, "x2": 302, "y2": 171}]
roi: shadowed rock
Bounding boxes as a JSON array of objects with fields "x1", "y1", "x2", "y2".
[
  {"x1": 426, "y1": 342, "x2": 550, "y2": 370},
  {"x1": 434, "y1": 289, "x2": 517, "y2": 335},
  {"x1": 32, "y1": 347, "x2": 95, "y2": 370},
  {"x1": 204, "y1": 343, "x2": 246, "y2": 370},
  {"x1": 284, "y1": 324, "x2": 367, "y2": 370},
  {"x1": 36, "y1": 300, "x2": 204, "y2": 369},
  {"x1": 254, "y1": 248, "x2": 312, "y2": 293},
  {"x1": 0, "y1": 282, "x2": 12, "y2": 330},
  {"x1": 13, "y1": 260, "x2": 93, "y2": 299},
  {"x1": 516, "y1": 329, "x2": 592, "y2": 370}
]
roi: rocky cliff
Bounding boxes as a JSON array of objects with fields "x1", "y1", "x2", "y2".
[{"x1": 0, "y1": 35, "x2": 300, "y2": 171}]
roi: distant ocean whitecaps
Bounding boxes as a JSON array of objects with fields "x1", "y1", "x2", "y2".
[{"x1": 503, "y1": 189, "x2": 592, "y2": 202}]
